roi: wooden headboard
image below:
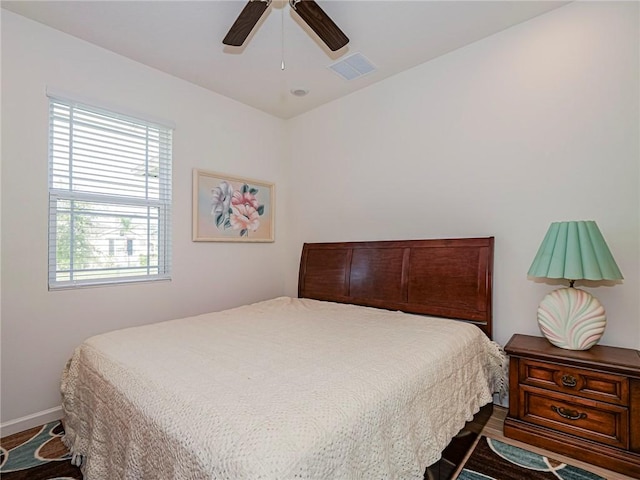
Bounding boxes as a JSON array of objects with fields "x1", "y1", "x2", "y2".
[{"x1": 298, "y1": 237, "x2": 494, "y2": 338}]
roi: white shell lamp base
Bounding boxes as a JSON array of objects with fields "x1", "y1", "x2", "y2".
[{"x1": 537, "y1": 287, "x2": 606, "y2": 350}]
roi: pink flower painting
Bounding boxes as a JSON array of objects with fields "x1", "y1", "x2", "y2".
[{"x1": 211, "y1": 182, "x2": 266, "y2": 238}]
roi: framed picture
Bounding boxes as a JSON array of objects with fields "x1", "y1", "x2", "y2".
[{"x1": 192, "y1": 169, "x2": 274, "y2": 242}]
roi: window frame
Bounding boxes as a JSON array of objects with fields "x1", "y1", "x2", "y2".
[{"x1": 47, "y1": 95, "x2": 173, "y2": 290}]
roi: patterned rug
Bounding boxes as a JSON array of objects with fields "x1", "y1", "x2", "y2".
[
  {"x1": 457, "y1": 436, "x2": 607, "y2": 480},
  {"x1": 0, "y1": 421, "x2": 82, "y2": 480}
]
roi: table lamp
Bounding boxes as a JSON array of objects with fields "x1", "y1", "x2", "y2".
[{"x1": 528, "y1": 221, "x2": 623, "y2": 350}]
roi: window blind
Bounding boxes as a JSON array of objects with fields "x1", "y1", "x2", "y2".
[{"x1": 48, "y1": 97, "x2": 172, "y2": 289}]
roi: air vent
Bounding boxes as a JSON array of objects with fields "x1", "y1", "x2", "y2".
[{"x1": 328, "y1": 53, "x2": 376, "y2": 81}]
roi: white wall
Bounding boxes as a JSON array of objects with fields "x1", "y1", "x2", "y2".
[
  {"x1": 285, "y1": 1, "x2": 640, "y2": 350},
  {"x1": 1, "y1": 11, "x2": 287, "y2": 429}
]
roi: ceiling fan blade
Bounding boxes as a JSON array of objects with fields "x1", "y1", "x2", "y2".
[
  {"x1": 290, "y1": 0, "x2": 349, "y2": 52},
  {"x1": 223, "y1": 0, "x2": 270, "y2": 47}
]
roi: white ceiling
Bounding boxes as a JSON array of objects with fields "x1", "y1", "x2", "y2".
[{"x1": 2, "y1": 1, "x2": 569, "y2": 119}]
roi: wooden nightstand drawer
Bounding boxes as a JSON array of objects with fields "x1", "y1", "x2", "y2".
[
  {"x1": 519, "y1": 385, "x2": 629, "y2": 449},
  {"x1": 519, "y1": 358, "x2": 628, "y2": 405}
]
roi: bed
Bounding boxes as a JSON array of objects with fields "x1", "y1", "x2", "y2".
[{"x1": 61, "y1": 237, "x2": 506, "y2": 479}]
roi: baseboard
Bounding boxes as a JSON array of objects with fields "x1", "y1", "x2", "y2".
[{"x1": 0, "y1": 406, "x2": 63, "y2": 437}]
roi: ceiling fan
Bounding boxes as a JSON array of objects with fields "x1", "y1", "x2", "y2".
[{"x1": 223, "y1": 0, "x2": 349, "y2": 52}]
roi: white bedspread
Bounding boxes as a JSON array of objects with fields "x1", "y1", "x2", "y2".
[{"x1": 62, "y1": 297, "x2": 506, "y2": 479}]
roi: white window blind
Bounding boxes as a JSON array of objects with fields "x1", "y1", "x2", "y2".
[{"x1": 48, "y1": 97, "x2": 172, "y2": 289}]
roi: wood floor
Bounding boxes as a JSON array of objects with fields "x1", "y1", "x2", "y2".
[{"x1": 479, "y1": 406, "x2": 637, "y2": 480}]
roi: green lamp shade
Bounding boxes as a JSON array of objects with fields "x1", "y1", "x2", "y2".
[{"x1": 528, "y1": 221, "x2": 623, "y2": 281}]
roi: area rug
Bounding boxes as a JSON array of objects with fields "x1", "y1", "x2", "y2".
[
  {"x1": 457, "y1": 436, "x2": 606, "y2": 480},
  {"x1": 0, "y1": 421, "x2": 82, "y2": 480}
]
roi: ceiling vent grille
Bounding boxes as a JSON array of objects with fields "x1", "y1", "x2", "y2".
[{"x1": 328, "y1": 53, "x2": 376, "y2": 81}]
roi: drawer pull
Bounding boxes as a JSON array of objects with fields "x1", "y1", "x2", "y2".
[
  {"x1": 561, "y1": 374, "x2": 577, "y2": 388},
  {"x1": 552, "y1": 405, "x2": 587, "y2": 421}
]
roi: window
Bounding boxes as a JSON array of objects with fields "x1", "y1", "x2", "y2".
[{"x1": 48, "y1": 96, "x2": 172, "y2": 289}]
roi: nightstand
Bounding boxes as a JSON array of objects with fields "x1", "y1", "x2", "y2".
[{"x1": 503, "y1": 334, "x2": 640, "y2": 478}]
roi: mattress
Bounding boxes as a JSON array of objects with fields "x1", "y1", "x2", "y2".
[{"x1": 61, "y1": 296, "x2": 506, "y2": 479}]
